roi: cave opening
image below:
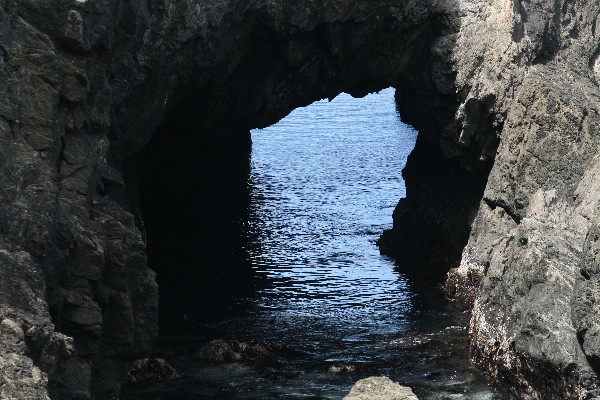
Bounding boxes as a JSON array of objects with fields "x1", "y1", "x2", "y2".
[
  {"x1": 137, "y1": 87, "x2": 422, "y2": 334},
  {"x1": 129, "y1": 87, "x2": 494, "y2": 399},
  {"x1": 129, "y1": 9, "x2": 491, "y2": 347}
]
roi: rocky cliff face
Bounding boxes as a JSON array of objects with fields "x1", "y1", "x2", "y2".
[
  {"x1": 1, "y1": 0, "x2": 600, "y2": 398},
  {"x1": 453, "y1": 1, "x2": 600, "y2": 398}
]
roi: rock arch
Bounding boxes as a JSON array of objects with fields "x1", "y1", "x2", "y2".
[{"x1": 2, "y1": 0, "x2": 600, "y2": 399}]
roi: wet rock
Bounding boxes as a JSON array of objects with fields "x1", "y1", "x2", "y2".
[
  {"x1": 344, "y1": 377, "x2": 419, "y2": 400},
  {"x1": 126, "y1": 357, "x2": 181, "y2": 385},
  {"x1": 443, "y1": 262, "x2": 485, "y2": 308},
  {"x1": 197, "y1": 340, "x2": 279, "y2": 363},
  {"x1": 315, "y1": 361, "x2": 373, "y2": 375},
  {"x1": 328, "y1": 362, "x2": 358, "y2": 374}
]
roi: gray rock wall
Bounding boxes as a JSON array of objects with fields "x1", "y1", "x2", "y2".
[
  {"x1": 452, "y1": 0, "x2": 600, "y2": 397},
  {"x1": 0, "y1": 0, "x2": 159, "y2": 398},
  {"x1": 2, "y1": 0, "x2": 600, "y2": 398}
]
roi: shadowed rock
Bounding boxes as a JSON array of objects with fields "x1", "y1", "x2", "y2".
[
  {"x1": 196, "y1": 340, "x2": 281, "y2": 363},
  {"x1": 126, "y1": 356, "x2": 181, "y2": 385}
]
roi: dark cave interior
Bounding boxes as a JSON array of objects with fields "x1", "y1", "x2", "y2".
[{"x1": 136, "y1": 120, "x2": 259, "y2": 331}]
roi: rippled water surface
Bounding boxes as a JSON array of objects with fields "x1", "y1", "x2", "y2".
[
  {"x1": 248, "y1": 89, "x2": 416, "y2": 322},
  {"x1": 127, "y1": 89, "x2": 500, "y2": 400}
]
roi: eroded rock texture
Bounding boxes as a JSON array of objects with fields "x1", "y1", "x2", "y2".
[
  {"x1": 2, "y1": 0, "x2": 600, "y2": 398},
  {"x1": 0, "y1": 1, "x2": 159, "y2": 398},
  {"x1": 344, "y1": 376, "x2": 419, "y2": 400},
  {"x1": 455, "y1": 1, "x2": 600, "y2": 398}
]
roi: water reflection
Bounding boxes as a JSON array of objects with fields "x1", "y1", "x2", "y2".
[{"x1": 246, "y1": 88, "x2": 416, "y2": 330}]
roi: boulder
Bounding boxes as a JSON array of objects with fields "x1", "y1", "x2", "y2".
[{"x1": 344, "y1": 377, "x2": 419, "y2": 400}]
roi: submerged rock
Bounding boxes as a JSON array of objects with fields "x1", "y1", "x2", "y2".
[
  {"x1": 327, "y1": 362, "x2": 358, "y2": 374},
  {"x1": 126, "y1": 356, "x2": 181, "y2": 385},
  {"x1": 344, "y1": 377, "x2": 419, "y2": 400},
  {"x1": 196, "y1": 340, "x2": 280, "y2": 363}
]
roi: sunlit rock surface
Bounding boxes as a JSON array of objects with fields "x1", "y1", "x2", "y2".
[{"x1": 344, "y1": 377, "x2": 419, "y2": 400}]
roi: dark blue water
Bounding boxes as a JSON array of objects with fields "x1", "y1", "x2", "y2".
[{"x1": 128, "y1": 88, "x2": 500, "y2": 400}]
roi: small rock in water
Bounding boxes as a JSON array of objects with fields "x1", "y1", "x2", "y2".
[
  {"x1": 127, "y1": 356, "x2": 181, "y2": 384},
  {"x1": 197, "y1": 339, "x2": 277, "y2": 362},
  {"x1": 344, "y1": 376, "x2": 419, "y2": 400},
  {"x1": 328, "y1": 362, "x2": 357, "y2": 374}
]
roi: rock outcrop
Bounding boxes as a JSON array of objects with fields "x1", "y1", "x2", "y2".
[
  {"x1": 450, "y1": 1, "x2": 600, "y2": 398},
  {"x1": 2, "y1": 0, "x2": 600, "y2": 398},
  {"x1": 344, "y1": 377, "x2": 419, "y2": 400}
]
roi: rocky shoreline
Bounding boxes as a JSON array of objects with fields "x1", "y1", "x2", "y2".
[{"x1": 2, "y1": 0, "x2": 600, "y2": 398}]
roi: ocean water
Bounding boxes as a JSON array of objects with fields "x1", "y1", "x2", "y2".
[
  {"x1": 126, "y1": 88, "x2": 501, "y2": 400},
  {"x1": 247, "y1": 88, "x2": 416, "y2": 323}
]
